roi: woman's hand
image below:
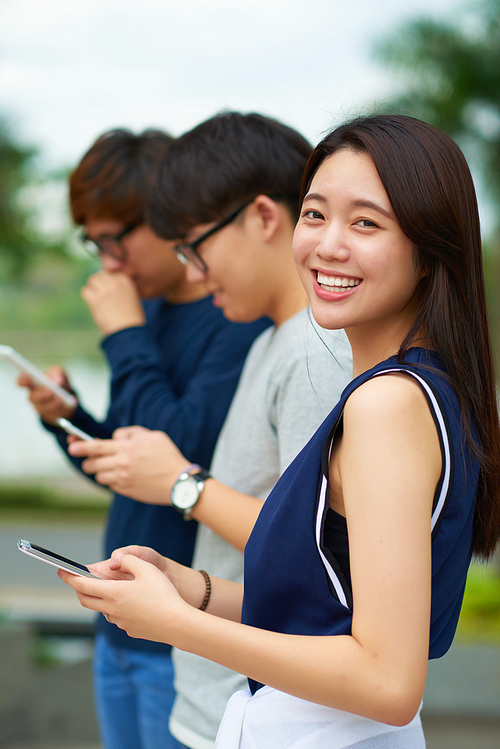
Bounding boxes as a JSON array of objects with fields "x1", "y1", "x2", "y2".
[
  {"x1": 107, "y1": 544, "x2": 169, "y2": 574},
  {"x1": 67, "y1": 426, "x2": 191, "y2": 502},
  {"x1": 85, "y1": 545, "x2": 166, "y2": 581},
  {"x1": 58, "y1": 553, "x2": 192, "y2": 643}
]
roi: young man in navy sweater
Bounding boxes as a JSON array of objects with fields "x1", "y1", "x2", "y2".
[{"x1": 18, "y1": 128, "x2": 269, "y2": 749}]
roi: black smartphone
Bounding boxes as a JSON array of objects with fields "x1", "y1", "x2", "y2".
[{"x1": 17, "y1": 538, "x2": 101, "y2": 579}]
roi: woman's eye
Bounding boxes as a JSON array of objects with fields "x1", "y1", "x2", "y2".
[
  {"x1": 303, "y1": 209, "x2": 324, "y2": 220},
  {"x1": 357, "y1": 219, "x2": 378, "y2": 228}
]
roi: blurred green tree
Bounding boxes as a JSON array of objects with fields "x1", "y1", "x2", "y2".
[
  {"x1": 377, "y1": 0, "x2": 500, "y2": 368},
  {"x1": 377, "y1": 0, "x2": 500, "y2": 207},
  {"x1": 0, "y1": 118, "x2": 39, "y2": 279},
  {"x1": 0, "y1": 118, "x2": 69, "y2": 281}
]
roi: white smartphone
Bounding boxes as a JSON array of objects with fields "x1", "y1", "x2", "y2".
[
  {"x1": 17, "y1": 538, "x2": 101, "y2": 579},
  {"x1": 0, "y1": 344, "x2": 77, "y2": 408},
  {"x1": 56, "y1": 417, "x2": 95, "y2": 442}
]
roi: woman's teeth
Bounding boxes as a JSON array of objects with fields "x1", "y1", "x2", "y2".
[{"x1": 317, "y1": 272, "x2": 361, "y2": 292}]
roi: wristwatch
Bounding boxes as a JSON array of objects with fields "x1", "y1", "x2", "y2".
[{"x1": 170, "y1": 465, "x2": 212, "y2": 520}]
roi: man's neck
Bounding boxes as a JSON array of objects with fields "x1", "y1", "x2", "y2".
[{"x1": 270, "y1": 280, "x2": 309, "y2": 328}]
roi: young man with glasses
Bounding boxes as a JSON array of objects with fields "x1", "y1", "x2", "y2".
[
  {"x1": 17, "y1": 127, "x2": 269, "y2": 749},
  {"x1": 67, "y1": 113, "x2": 353, "y2": 749}
]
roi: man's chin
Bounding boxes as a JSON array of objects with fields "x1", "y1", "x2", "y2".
[
  {"x1": 217, "y1": 305, "x2": 257, "y2": 325},
  {"x1": 137, "y1": 286, "x2": 158, "y2": 300}
]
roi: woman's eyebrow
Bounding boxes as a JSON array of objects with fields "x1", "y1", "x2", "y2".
[
  {"x1": 351, "y1": 199, "x2": 393, "y2": 219},
  {"x1": 303, "y1": 192, "x2": 327, "y2": 203}
]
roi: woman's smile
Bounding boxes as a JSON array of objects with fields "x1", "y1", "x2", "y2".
[{"x1": 315, "y1": 271, "x2": 362, "y2": 296}]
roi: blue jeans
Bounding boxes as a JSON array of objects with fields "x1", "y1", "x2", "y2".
[{"x1": 93, "y1": 633, "x2": 188, "y2": 749}]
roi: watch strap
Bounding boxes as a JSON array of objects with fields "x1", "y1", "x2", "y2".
[
  {"x1": 173, "y1": 463, "x2": 200, "y2": 485},
  {"x1": 191, "y1": 467, "x2": 211, "y2": 482}
]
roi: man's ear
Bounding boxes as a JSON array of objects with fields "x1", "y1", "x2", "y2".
[{"x1": 251, "y1": 195, "x2": 284, "y2": 241}]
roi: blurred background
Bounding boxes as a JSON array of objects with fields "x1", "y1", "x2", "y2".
[{"x1": 0, "y1": 0, "x2": 499, "y2": 746}]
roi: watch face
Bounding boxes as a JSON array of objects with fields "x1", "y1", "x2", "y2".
[{"x1": 172, "y1": 476, "x2": 199, "y2": 510}]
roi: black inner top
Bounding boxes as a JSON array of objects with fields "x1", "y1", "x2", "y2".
[{"x1": 324, "y1": 508, "x2": 351, "y2": 592}]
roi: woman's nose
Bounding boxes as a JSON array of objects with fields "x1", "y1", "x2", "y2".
[{"x1": 315, "y1": 225, "x2": 351, "y2": 263}]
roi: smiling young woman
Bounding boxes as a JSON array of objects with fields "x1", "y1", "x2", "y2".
[
  {"x1": 293, "y1": 148, "x2": 424, "y2": 369},
  {"x1": 59, "y1": 114, "x2": 500, "y2": 749}
]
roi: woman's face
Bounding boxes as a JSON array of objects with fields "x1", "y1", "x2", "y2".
[{"x1": 292, "y1": 148, "x2": 423, "y2": 345}]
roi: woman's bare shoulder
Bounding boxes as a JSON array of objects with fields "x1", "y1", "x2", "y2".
[
  {"x1": 344, "y1": 371, "x2": 431, "y2": 426},
  {"x1": 341, "y1": 372, "x2": 441, "y2": 475}
]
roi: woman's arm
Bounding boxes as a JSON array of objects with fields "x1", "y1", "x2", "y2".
[{"x1": 61, "y1": 373, "x2": 441, "y2": 726}]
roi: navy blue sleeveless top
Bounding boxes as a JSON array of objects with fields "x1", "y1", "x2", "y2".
[{"x1": 242, "y1": 348, "x2": 479, "y2": 694}]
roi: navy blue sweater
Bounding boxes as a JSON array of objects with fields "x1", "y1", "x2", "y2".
[{"x1": 48, "y1": 295, "x2": 270, "y2": 652}]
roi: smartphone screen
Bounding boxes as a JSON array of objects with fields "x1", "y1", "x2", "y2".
[{"x1": 17, "y1": 539, "x2": 101, "y2": 579}]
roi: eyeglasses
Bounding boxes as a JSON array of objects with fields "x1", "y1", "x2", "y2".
[
  {"x1": 174, "y1": 200, "x2": 253, "y2": 274},
  {"x1": 79, "y1": 223, "x2": 139, "y2": 262}
]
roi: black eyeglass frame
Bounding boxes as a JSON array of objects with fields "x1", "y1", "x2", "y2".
[
  {"x1": 174, "y1": 201, "x2": 255, "y2": 274},
  {"x1": 79, "y1": 222, "x2": 140, "y2": 262}
]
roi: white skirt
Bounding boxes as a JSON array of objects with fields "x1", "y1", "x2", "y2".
[{"x1": 215, "y1": 686, "x2": 425, "y2": 749}]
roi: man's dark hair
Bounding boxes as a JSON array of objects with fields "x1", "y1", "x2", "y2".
[
  {"x1": 70, "y1": 128, "x2": 173, "y2": 226},
  {"x1": 147, "y1": 111, "x2": 312, "y2": 239}
]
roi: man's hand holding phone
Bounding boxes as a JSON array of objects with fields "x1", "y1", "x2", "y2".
[
  {"x1": 67, "y1": 426, "x2": 186, "y2": 503},
  {"x1": 17, "y1": 364, "x2": 77, "y2": 425}
]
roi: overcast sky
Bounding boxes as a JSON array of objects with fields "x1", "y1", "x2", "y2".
[{"x1": 0, "y1": 0, "x2": 465, "y2": 170}]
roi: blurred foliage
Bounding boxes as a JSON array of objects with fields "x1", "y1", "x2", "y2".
[
  {"x1": 377, "y1": 0, "x2": 500, "y2": 208},
  {"x1": 0, "y1": 483, "x2": 109, "y2": 520},
  {"x1": 0, "y1": 118, "x2": 73, "y2": 281},
  {"x1": 377, "y1": 0, "x2": 500, "y2": 365},
  {"x1": 0, "y1": 118, "x2": 38, "y2": 278},
  {"x1": 456, "y1": 562, "x2": 500, "y2": 643},
  {"x1": 0, "y1": 115, "x2": 108, "y2": 334},
  {"x1": 0, "y1": 255, "x2": 98, "y2": 332},
  {"x1": 0, "y1": 114, "x2": 99, "y2": 334}
]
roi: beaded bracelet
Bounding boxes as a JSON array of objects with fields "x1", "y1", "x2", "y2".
[{"x1": 198, "y1": 569, "x2": 212, "y2": 611}]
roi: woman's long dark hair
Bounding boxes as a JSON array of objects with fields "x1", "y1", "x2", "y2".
[{"x1": 301, "y1": 114, "x2": 500, "y2": 559}]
